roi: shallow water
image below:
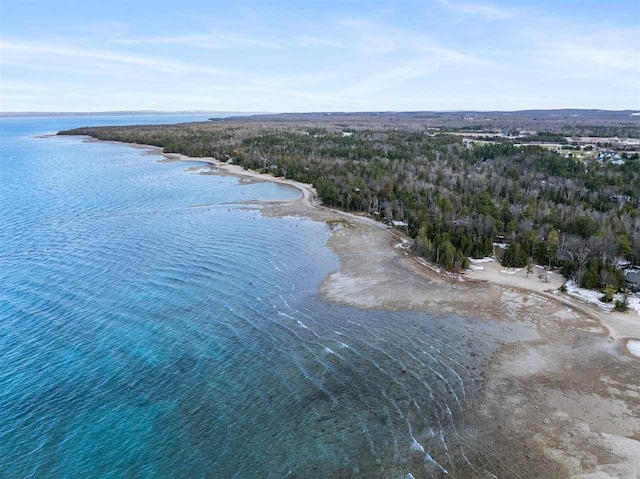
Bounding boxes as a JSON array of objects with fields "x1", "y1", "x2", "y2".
[{"x1": 1, "y1": 116, "x2": 499, "y2": 478}]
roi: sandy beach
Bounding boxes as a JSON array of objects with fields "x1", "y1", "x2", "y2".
[{"x1": 86, "y1": 138, "x2": 640, "y2": 478}]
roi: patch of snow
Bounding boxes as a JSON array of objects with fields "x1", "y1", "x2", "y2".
[
  {"x1": 469, "y1": 257, "x2": 494, "y2": 264},
  {"x1": 627, "y1": 340, "x2": 640, "y2": 358},
  {"x1": 565, "y1": 280, "x2": 611, "y2": 311},
  {"x1": 565, "y1": 281, "x2": 640, "y2": 316},
  {"x1": 415, "y1": 257, "x2": 462, "y2": 280},
  {"x1": 501, "y1": 267, "x2": 521, "y2": 275},
  {"x1": 493, "y1": 242, "x2": 508, "y2": 249},
  {"x1": 395, "y1": 240, "x2": 412, "y2": 251},
  {"x1": 530, "y1": 294, "x2": 549, "y2": 303},
  {"x1": 468, "y1": 265, "x2": 485, "y2": 272}
]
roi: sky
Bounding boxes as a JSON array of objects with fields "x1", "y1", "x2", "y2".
[{"x1": 1, "y1": 0, "x2": 639, "y2": 112}]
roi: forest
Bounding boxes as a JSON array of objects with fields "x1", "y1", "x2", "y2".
[{"x1": 60, "y1": 114, "x2": 640, "y2": 292}]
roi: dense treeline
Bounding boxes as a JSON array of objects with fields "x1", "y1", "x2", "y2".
[{"x1": 60, "y1": 122, "x2": 640, "y2": 290}]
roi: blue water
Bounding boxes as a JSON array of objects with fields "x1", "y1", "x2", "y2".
[{"x1": 1, "y1": 116, "x2": 497, "y2": 478}]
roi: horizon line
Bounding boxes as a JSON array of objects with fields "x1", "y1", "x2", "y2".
[{"x1": 2, "y1": 108, "x2": 640, "y2": 118}]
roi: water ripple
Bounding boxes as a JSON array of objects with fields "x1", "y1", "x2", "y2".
[{"x1": 0, "y1": 117, "x2": 510, "y2": 478}]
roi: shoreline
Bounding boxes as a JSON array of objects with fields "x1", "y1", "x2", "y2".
[
  {"x1": 64, "y1": 135, "x2": 640, "y2": 477},
  {"x1": 104, "y1": 137, "x2": 639, "y2": 353}
]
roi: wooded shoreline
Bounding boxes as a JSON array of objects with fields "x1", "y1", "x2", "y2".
[{"x1": 57, "y1": 133, "x2": 640, "y2": 477}]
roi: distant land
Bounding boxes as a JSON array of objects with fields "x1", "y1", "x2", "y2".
[
  {"x1": 3, "y1": 109, "x2": 639, "y2": 119},
  {"x1": 209, "y1": 109, "x2": 640, "y2": 132},
  {"x1": 0, "y1": 110, "x2": 257, "y2": 118}
]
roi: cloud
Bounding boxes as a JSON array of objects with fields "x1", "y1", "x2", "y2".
[
  {"x1": 518, "y1": 24, "x2": 640, "y2": 92},
  {"x1": 342, "y1": 47, "x2": 486, "y2": 95},
  {"x1": 435, "y1": 0, "x2": 513, "y2": 19},
  {"x1": 544, "y1": 44, "x2": 638, "y2": 71},
  {"x1": 86, "y1": 21, "x2": 131, "y2": 37},
  {"x1": 111, "y1": 32, "x2": 280, "y2": 50},
  {"x1": 335, "y1": 18, "x2": 400, "y2": 54},
  {"x1": 296, "y1": 36, "x2": 347, "y2": 49},
  {"x1": 325, "y1": 17, "x2": 488, "y2": 95},
  {"x1": 1, "y1": 1, "x2": 637, "y2": 112},
  {"x1": 0, "y1": 40, "x2": 233, "y2": 76},
  {"x1": 537, "y1": 27, "x2": 640, "y2": 73}
]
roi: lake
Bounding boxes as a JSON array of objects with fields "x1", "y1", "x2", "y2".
[{"x1": 1, "y1": 115, "x2": 493, "y2": 478}]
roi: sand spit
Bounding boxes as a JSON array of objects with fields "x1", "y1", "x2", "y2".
[{"x1": 71, "y1": 137, "x2": 640, "y2": 478}]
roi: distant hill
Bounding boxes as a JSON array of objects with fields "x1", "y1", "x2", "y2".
[{"x1": 213, "y1": 109, "x2": 640, "y2": 125}]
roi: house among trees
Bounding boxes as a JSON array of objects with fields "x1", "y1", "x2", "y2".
[
  {"x1": 598, "y1": 150, "x2": 624, "y2": 164},
  {"x1": 609, "y1": 194, "x2": 632, "y2": 204}
]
